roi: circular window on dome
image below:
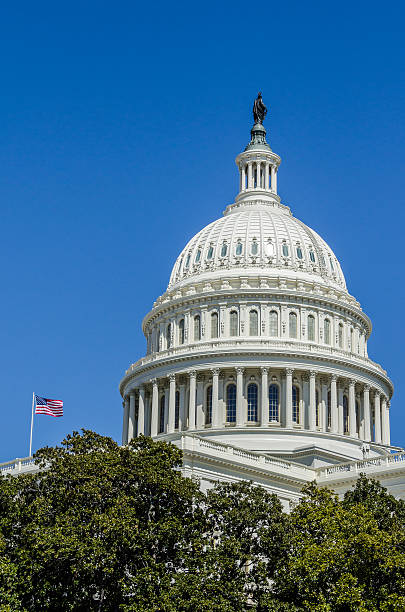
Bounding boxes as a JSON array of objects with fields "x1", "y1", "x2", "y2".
[
  {"x1": 185, "y1": 254, "x2": 191, "y2": 268},
  {"x1": 235, "y1": 240, "x2": 243, "y2": 256},
  {"x1": 296, "y1": 246, "x2": 303, "y2": 259},
  {"x1": 282, "y1": 243, "x2": 289, "y2": 257},
  {"x1": 221, "y1": 242, "x2": 228, "y2": 257},
  {"x1": 195, "y1": 249, "x2": 201, "y2": 263},
  {"x1": 207, "y1": 245, "x2": 214, "y2": 260},
  {"x1": 251, "y1": 239, "x2": 259, "y2": 255},
  {"x1": 265, "y1": 240, "x2": 274, "y2": 257}
]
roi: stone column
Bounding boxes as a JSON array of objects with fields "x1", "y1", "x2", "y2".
[
  {"x1": 321, "y1": 378, "x2": 328, "y2": 432},
  {"x1": 164, "y1": 388, "x2": 169, "y2": 433},
  {"x1": 218, "y1": 374, "x2": 225, "y2": 426},
  {"x1": 168, "y1": 374, "x2": 176, "y2": 433},
  {"x1": 273, "y1": 167, "x2": 278, "y2": 193},
  {"x1": 270, "y1": 165, "x2": 275, "y2": 192},
  {"x1": 236, "y1": 367, "x2": 244, "y2": 426},
  {"x1": 150, "y1": 379, "x2": 159, "y2": 437},
  {"x1": 241, "y1": 165, "x2": 246, "y2": 191},
  {"x1": 381, "y1": 396, "x2": 389, "y2": 445},
  {"x1": 286, "y1": 368, "x2": 293, "y2": 428},
  {"x1": 256, "y1": 162, "x2": 261, "y2": 188},
  {"x1": 247, "y1": 163, "x2": 253, "y2": 188},
  {"x1": 363, "y1": 385, "x2": 371, "y2": 441},
  {"x1": 385, "y1": 401, "x2": 391, "y2": 446},
  {"x1": 128, "y1": 391, "x2": 136, "y2": 441},
  {"x1": 212, "y1": 368, "x2": 220, "y2": 427},
  {"x1": 138, "y1": 386, "x2": 145, "y2": 436},
  {"x1": 260, "y1": 367, "x2": 268, "y2": 427},
  {"x1": 196, "y1": 376, "x2": 205, "y2": 428},
  {"x1": 302, "y1": 375, "x2": 309, "y2": 429},
  {"x1": 188, "y1": 371, "x2": 196, "y2": 430},
  {"x1": 265, "y1": 163, "x2": 269, "y2": 190},
  {"x1": 374, "y1": 391, "x2": 381, "y2": 443},
  {"x1": 179, "y1": 381, "x2": 186, "y2": 431},
  {"x1": 330, "y1": 375, "x2": 338, "y2": 433},
  {"x1": 122, "y1": 397, "x2": 129, "y2": 445},
  {"x1": 309, "y1": 371, "x2": 316, "y2": 431},
  {"x1": 338, "y1": 386, "x2": 344, "y2": 435},
  {"x1": 349, "y1": 379, "x2": 357, "y2": 437}
]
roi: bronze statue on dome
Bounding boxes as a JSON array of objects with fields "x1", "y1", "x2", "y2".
[{"x1": 253, "y1": 92, "x2": 267, "y2": 124}]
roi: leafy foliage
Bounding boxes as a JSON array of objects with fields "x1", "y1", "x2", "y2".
[{"x1": 0, "y1": 431, "x2": 404, "y2": 610}]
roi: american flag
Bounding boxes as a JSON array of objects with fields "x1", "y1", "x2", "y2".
[{"x1": 34, "y1": 395, "x2": 63, "y2": 417}]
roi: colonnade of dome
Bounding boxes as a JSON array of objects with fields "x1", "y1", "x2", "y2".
[{"x1": 122, "y1": 366, "x2": 390, "y2": 447}]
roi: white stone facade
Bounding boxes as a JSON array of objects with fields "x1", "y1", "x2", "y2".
[{"x1": 119, "y1": 113, "x2": 404, "y2": 505}]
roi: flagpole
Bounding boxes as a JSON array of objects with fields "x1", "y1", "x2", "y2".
[{"x1": 29, "y1": 392, "x2": 35, "y2": 457}]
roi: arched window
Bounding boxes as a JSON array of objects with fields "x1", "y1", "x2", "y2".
[
  {"x1": 269, "y1": 311, "x2": 278, "y2": 336},
  {"x1": 249, "y1": 310, "x2": 258, "y2": 336},
  {"x1": 159, "y1": 395, "x2": 165, "y2": 434},
  {"x1": 247, "y1": 383, "x2": 258, "y2": 422},
  {"x1": 338, "y1": 323, "x2": 343, "y2": 348},
  {"x1": 282, "y1": 243, "x2": 289, "y2": 257},
  {"x1": 309, "y1": 249, "x2": 316, "y2": 263},
  {"x1": 193, "y1": 315, "x2": 201, "y2": 341},
  {"x1": 269, "y1": 384, "x2": 279, "y2": 422},
  {"x1": 226, "y1": 384, "x2": 236, "y2": 423},
  {"x1": 166, "y1": 323, "x2": 172, "y2": 349},
  {"x1": 316, "y1": 390, "x2": 319, "y2": 427},
  {"x1": 343, "y1": 395, "x2": 349, "y2": 434},
  {"x1": 307, "y1": 315, "x2": 315, "y2": 342},
  {"x1": 178, "y1": 319, "x2": 185, "y2": 345},
  {"x1": 211, "y1": 312, "x2": 218, "y2": 339},
  {"x1": 251, "y1": 240, "x2": 258, "y2": 255},
  {"x1": 350, "y1": 328, "x2": 354, "y2": 352},
  {"x1": 324, "y1": 319, "x2": 331, "y2": 345},
  {"x1": 185, "y1": 254, "x2": 191, "y2": 268},
  {"x1": 292, "y1": 386, "x2": 300, "y2": 423},
  {"x1": 206, "y1": 385, "x2": 212, "y2": 425},
  {"x1": 156, "y1": 330, "x2": 161, "y2": 352},
  {"x1": 175, "y1": 390, "x2": 180, "y2": 429},
  {"x1": 230, "y1": 311, "x2": 238, "y2": 337},
  {"x1": 235, "y1": 241, "x2": 243, "y2": 256},
  {"x1": 195, "y1": 249, "x2": 201, "y2": 263},
  {"x1": 221, "y1": 242, "x2": 228, "y2": 257},
  {"x1": 289, "y1": 312, "x2": 297, "y2": 338},
  {"x1": 207, "y1": 246, "x2": 214, "y2": 260},
  {"x1": 296, "y1": 246, "x2": 303, "y2": 259},
  {"x1": 327, "y1": 391, "x2": 331, "y2": 429}
]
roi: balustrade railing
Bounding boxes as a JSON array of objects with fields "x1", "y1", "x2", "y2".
[
  {"x1": 184, "y1": 434, "x2": 313, "y2": 478},
  {"x1": 316, "y1": 451, "x2": 405, "y2": 478},
  {"x1": 125, "y1": 337, "x2": 386, "y2": 376},
  {"x1": 0, "y1": 457, "x2": 35, "y2": 474}
]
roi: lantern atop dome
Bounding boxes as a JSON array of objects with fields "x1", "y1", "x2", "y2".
[{"x1": 235, "y1": 93, "x2": 281, "y2": 203}]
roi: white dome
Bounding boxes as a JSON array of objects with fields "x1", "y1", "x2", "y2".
[{"x1": 169, "y1": 201, "x2": 346, "y2": 292}]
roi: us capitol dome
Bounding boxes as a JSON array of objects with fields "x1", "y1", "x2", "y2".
[{"x1": 119, "y1": 95, "x2": 405, "y2": 505}]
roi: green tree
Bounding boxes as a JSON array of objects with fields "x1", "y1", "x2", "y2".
[
  {"x1": 273, "y1": 480, "x2": 405, "y2": 611},
  {"x1": 1, "y1": 431, "x2": 405, "y2": 611},
  {"x1": 0, "y1": 431, "x2": 206, "y2": 611}
]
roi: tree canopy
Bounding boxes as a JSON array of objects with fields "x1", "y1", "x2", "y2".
[{"x1": 0, "y1": 430, "x2": 404, "y2": 611}]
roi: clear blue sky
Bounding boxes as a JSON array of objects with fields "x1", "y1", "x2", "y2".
[{"x1": 0, "y1": 1, "x2": 404, "y2": 461}]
